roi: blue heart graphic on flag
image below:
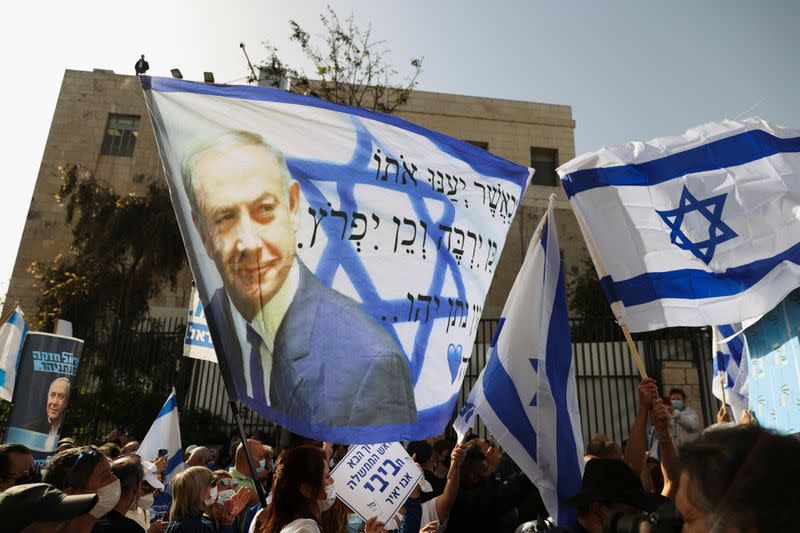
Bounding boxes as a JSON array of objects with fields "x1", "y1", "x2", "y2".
[{"x1": 447, "y1": 344, "x2": 463, "y2": 383}]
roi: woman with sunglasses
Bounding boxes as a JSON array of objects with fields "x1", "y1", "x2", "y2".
[{"x1": 166, "y1": 466, "x2": 219, "y2": 532}]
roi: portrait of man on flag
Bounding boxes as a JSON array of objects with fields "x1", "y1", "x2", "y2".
[
  {"x1": 181, "y1": 129, "x2": 417, "y2": 427},
  {"x1": 142, "y1": 75, "x2": 529, "y2": 443}
]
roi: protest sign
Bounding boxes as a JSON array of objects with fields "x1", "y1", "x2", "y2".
[
  {"x1": 744, "y1": 287, "x2": 800, "y2": 434},
  {"x1": 3, "y1": 332, "x2": 83, "y2": 461},
  {"x1": 184, "y1": 287, "x2": 219, "y2": 362},
  {"x1": 141, "y1": 76, "x2": 531, "y2": 442},
  {"x1": 331, "y1": 442, "x2": 422, "y2": 524}
]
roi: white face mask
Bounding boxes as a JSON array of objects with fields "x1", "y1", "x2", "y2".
[
  {"x1": 90, "y1": 479, "x2": 122, "y2": 518},
  {"x1": 317, "y1": 482, "x2": 336, "y2": 512},
  {"x1": 204, "y1": 486, "x2": 218, "y2": 507},
  {"x1": 139, "y1": 492, "x2": 155, "y2": 510},
  {"x1": 216, "y1": 489, "x2": 236, "y2": 505}
]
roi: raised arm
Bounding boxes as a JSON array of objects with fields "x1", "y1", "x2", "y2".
[
  {"x1": 652, "y1": 398, "x2": 680, "y2": 500},
  {"x1": 624, "y1": 378, "x2": 659, "y2": 476},
  {"x1": 434, "y1": 443, "x2": 465, "y2": 524}
]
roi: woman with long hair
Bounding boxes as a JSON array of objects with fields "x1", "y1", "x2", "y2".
[{"x1": 167, "y1": 466, "x2": 218, "y2": 532}]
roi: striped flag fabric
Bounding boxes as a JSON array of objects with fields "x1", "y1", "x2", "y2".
[
  {"x1": 0, "y1": 307, "x2": 27, "y2": 402},
  {"x1": 711, "y1": 324, "x2": 749, "y2": 421},
  {"x1": 137, "y1": 388, "x2": 185, "y2": 484},
  {"x1": 558, "y1": 117, "x2": 800, "y2": 332},
  {"x1": 453, "y1": 196, "x2": 584, "y2": 525}
]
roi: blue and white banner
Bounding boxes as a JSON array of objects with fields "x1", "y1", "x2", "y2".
[
  {"x1": 743, "y1": 288, "x2": 800, "y2": 434},
  {"x1": 137, "y1": 388, "x2": 185, "y2": 484},
  {"x1": 4, "y1": 332, "x2": 83, "y2": 462},
  {"x1": 141, "y1": 76, "x2": 530, "y2": 443},
  {"x1": 453, "y1": 196, "x2": 583, "y2": 525},
  {"x1": 559, "y1": 118, "x2": 800, "y2": 332},
  {"x1": 184, "y1": 287, "x2": 218, "y2": 363},
  {"x1": 711, "y1": 324, "x2": 749, "y2": 421},
  {"x1": 0, "y1": 306, "x2": 27, "y2": 402}
]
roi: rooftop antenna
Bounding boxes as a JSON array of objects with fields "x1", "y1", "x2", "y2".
[{"x1": 240, "y1": 43, "x2": 258, "y2": 84}]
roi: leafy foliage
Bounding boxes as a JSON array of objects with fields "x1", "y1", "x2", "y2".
[
  {"x1": 259, "y1": 6, "x2": 423, "y2": 114},
  {"x1": 568, "y1": 256, "x2": 614, "y2": 320},
  {"x1": 29, "y1": 164, "x2": 186, "y2": 342}
]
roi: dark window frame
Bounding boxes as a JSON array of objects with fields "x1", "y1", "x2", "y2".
[
  {"x1": 100, "y1": 114, "x2": 141, "y2": 157},
  {"x1": 530, "y1": 147, "x2": 559, "y2": 187}
]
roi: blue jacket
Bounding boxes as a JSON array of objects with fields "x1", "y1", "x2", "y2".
[{"x1": 204, "y1": 260, "x2": 417, "y2": 427}]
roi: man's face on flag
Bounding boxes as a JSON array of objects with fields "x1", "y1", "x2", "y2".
[{"x1": 192, "y1": 144, "x2": 300, "y2": 321}]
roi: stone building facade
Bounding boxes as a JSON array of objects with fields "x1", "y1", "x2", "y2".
[{"x1": 5, "y1": 69, "x2": 585, "y2": 320}]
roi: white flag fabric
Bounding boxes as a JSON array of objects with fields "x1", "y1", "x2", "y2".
[
  {"x1": 453, "y1": 196, "x2": 583, "y2": 525},
  {"x1": 137, "y1": 388, "x2": 185, "y2": 484},
  {"x1": 183, "y1": 287, "x2": 218, "y2": 363},
  {"x1": 0, "y1": 307, "x2": 27, "y2": 402},
  {"x1": 558, "y1": 117, "x2": 800, "y2": 332},
  {"x1": 711, "y1": 324, "x2": 749, "y2": 421}
]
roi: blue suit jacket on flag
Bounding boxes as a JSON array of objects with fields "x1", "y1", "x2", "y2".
[{"x1": 205, "y1": 260, "x2": 417, "y2": 429}]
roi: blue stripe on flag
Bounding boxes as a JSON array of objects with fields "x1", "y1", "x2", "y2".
[
  {"x1": 142, "y1": 77, "x2": 530, "y2": 189},
  {"x1": 717, "y1": 324, "x2": 743, "y2": 365},
  {"x1": 156, "y1": 394, "x2": 178, "y2": 419},
  {"x1": 561, "y1": 129, "x2": 800, "y2": 197},
  {"x1": 482, "y1": 348, "x2": 538, "y2": 462},
  {"x1": 600, "y1": 239, "x2": 800, "y2": 306},
  {"x1": 164, "y1": 449, "x2": 185, "y2": 477},
  {"x1": 543, "y1": 237, "x2": 581, "y2": 525}
]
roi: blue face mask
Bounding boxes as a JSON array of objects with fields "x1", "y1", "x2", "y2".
[
  {"x1": 256, "y1": 459, "x2": 266, "y2": 474},
  {"x1": 672, "y1": 400, "x2": 684, "y2": 411}
]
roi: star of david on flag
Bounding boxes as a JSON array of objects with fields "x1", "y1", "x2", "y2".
[
  {"x1": 559, "y1": 117, "x2": 800, "y2": 332},
  {"x1": 656, "y1": 186, "x2": 737, "y2": 264}
]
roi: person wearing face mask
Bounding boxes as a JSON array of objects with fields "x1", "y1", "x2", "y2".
[
  {"x1": 204, "y1": 470, "x2": 253, "y2": 533},
  {"x1": 229, "y1": 439, "x2": 268, "y2": 505},
  {"x1": 255, "y1": 445, "x2": 345, "y2": 533},
  {"x1": 126, "y1": 460, "x2": 168, "y2": 533},
  {"x1": 667, "y1": 388, "x2": 701, "y2": 448},
  {"x1": 167, "y1": 466, "x2": 219, "y2": 532},
  {"x1": 0, "y1": 482, "x2": 99, "y2": 533},
  {"x1": 91, "y1": 454, "x2": 146, "y2": 532},
  {"x1": 42, "y1": 445, "x2": 123, "y2": 530},
  {"x1": 0, "y1": 444, "x2": 40, "y2": 492}
]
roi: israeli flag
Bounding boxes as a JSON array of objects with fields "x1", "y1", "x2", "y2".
[
  {"x1": 0, "y1": 307, "x2": 27, "y2": 402},
  {"x1": 183, "y1": 287, "x2": 218, "y2": 363},
  {"x1": 559, "y1": 118, "x2": 800, "y2": 332},
  {"x1": 453, "y1": 196, "x2": 583, "y2": 525},
  {"x1": 711, "y1": 324, "x2": 749, "y2": 421},
  {"x1": 137, "y1": 388, "x2": 185, "y2": 484}
]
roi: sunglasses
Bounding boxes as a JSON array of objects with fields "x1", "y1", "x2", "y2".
[{"x1": 63, "y1": 447, "x2": 100, "y2": 488}]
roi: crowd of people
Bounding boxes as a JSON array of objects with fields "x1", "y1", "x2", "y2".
[{"x1": 0, "y1": 381, "x2": 798, "y2": 533}]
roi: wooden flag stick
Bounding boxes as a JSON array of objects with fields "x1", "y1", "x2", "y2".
[
  {"x1": 621, "y1": 323, "x2": 649, "y2": 379},
  {"x1": 720, "y1": 374, "x2": 729, "y2": 418}
]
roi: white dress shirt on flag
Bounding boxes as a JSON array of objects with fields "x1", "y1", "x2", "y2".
[
  {"x1": 559, "y1": 117, "x2": 800, "y2": 332},
  {"x1": 453, "y1": 195, "x2": 583, "y2": 525}
]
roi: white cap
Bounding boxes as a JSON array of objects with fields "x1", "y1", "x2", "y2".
[{"x1": 141, "y1": 461, "x2": 165, "y2": 490}]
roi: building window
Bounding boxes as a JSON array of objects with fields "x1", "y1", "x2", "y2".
[
  {"x1": 464, "y1": 140, "x2": 489, "y2": 150},
  {"x1": 100, "y1": 114, "x2": 140, "y2": 156},
  {"x1": 530, "y1": 147, "x2": 559, "y2": 187}
]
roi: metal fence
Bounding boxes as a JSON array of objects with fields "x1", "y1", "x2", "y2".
[
  {"x1": 1, "y1": 316, "x2": 713, "y2": 449},
  {"x1": 449, "y1": 318, "x2": 715, "y2": 445}
]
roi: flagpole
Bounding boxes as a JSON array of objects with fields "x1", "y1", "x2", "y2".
[
  {"x1": 620, "y1": 323, "x2": 649, "y2": 379},
  {"x1": 229, "y1": 400, "x2": 268, "y2": 507},
  {"x1": 719, "y1": 374, "x2": 728, "y2": 418}
]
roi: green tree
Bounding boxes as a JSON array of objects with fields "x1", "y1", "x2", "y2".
[
  {"x1": 568, "y1": 256, "x2": 614, "y2": 320},
  {"x1": 258, "y1": 5, "x2": 422, "y2": 113},
  {"x1": 29, "y1": 164, "x2": 186, "y2": 340}
]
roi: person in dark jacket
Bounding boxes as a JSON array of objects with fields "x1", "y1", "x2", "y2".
[{"x1": 135, "y1": 55, "x2": 150, "y2": 75}]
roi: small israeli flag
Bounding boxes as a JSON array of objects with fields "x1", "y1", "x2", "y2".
[
  {"x1": 453, "y1": 196, "x2": 583, "y2": 525},
  {"x1": 712, "y1": 324, "x2": 749, "y2": 421},
  {"x1": 0, "y1": 307, "x2": 27, "y2": 402},
  {"x1": 559, "y1": 118, "x2": 800, "y2": 332},
  {"x1": 137, "y1": 388, "x2": 185, "y2": 484}
]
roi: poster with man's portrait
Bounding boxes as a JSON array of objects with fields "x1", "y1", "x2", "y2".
[
  {"x1": 142, "y1": 76, "x2": 531, "y2": 443},
  {"x1": 4, "y1": 332, "x2": 83, "y2": 461}
]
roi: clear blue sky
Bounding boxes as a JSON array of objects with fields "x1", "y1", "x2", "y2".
[{"x1": 1, "y1": 0, "x2": 798, "y2": 301}]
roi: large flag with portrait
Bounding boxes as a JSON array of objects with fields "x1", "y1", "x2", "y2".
[
  {"x1": 141, "y1": 76, "x2": 531, "y2": 443},
  {"x1": 558, "y1": 118, "x2": 800, "y2": 332}
]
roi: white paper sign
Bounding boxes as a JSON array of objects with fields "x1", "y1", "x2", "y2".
[
  {"x1": 331, "y1": 442, "x2": 423, "y2": 524},
  {"x1": 183, "y1": 287, "x2": 218, "y2": 363}
]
